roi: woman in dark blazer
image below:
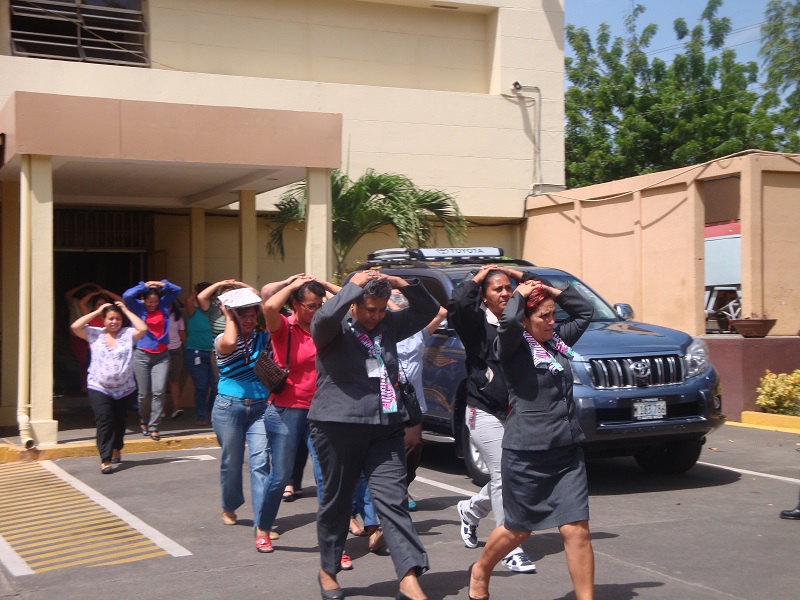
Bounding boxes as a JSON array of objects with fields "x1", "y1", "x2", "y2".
[
  {"x1": 468, "y1": 277, "x2": 596, "y2": 600},
  {"x1": 309, "y1": 270, "x2": 439, "y2": 600}
]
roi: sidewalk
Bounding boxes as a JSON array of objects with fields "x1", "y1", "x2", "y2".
[{"x1": 0, "y1": 394, "x2": 219, "y2": 463}]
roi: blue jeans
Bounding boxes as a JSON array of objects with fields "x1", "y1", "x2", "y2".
[
  {"x1": 260, "y1": 404, "x2": 323, "y2": 530},
  {"x1": 352, "y1": 473, "x2": 379, "y2": 527},
  {"x1": 212, "y1": 394, "x2": 268, "y2": 529},
  {"x1": 183, "y1": 349, "x2": 216, "y2": 421}
]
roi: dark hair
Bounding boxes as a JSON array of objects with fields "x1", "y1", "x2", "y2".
[
  {"x1": 291, "y1": 281, "x2": 325, "y2": 305},
  {"x1": 355, "y1": 279, "x2": 392, "y2": 304},
  {"x1": 480, "y1": 270, "x2": 511, "y2": 295},
  {"x1": 524, "y1": 288, "x2": 555, "y2": 317},
  {"x1": 140, "y1": 287, "x2": 160, "y2": 301},
  {"x1": 195, "y1": 281, "x2": 212, "y2": 294},
  {"x1": 170, "y1": 300, "x2": 184, "y2": 321},
  {"x1": 90, "y1": 292, "x2": 113, "y2": 308},
  {"x1": 101, "y1": 304, "x2": 124, "y2": 319}
]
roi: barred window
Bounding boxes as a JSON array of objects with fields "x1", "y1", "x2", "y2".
[{"x1": 9, "y1": 0, "x2": 148, "y2": 67}]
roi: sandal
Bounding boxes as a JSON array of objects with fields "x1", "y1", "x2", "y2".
[
  {"x1": 340, "y1": 553, "x2": 353, "y2": 570},
  {"x1": 282, "y1": 489, "x2": 296, "y2": 502},
  {"x1": 349, "y1": 516, "x2": 365, "y2": 537},
  {"x1": 101, "y1": 464, "x2": 113, "y2": 475},
  {"x1": 368, "y1": 528, "x2": 385, "y2": 553},
  {"x1": 150, "y1": 431, "x2": 161, "y2": 441},
  {"x1": 255, "y1": 536, "x2": 274, "y2": 553},
  {"x1": 140, "y1": 425, "x2": 149, "y2": 436}
]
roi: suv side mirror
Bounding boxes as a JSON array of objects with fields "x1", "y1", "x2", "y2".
[{"x1": 614, "y1": 303, "x2": 634, "y2": 320}]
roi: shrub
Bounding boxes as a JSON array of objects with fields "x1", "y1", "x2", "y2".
[{"x1": 756, "y1": 370, "x2": 800, "y2": 416}]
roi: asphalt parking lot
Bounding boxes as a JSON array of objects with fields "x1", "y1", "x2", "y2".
[{"x1": 1, "y1": 423, "x2": 798, "y2": 600}]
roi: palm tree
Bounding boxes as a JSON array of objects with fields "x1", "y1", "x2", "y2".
[{"x1": 267, "y1": 169, "x2": 466, "y2": 281}]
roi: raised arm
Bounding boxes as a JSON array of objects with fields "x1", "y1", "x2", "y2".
[
  {"x1": 215, "y1": 301, "x2": 240, "y2": 355},
  {"x1": 311, "y1": 271, "x2": 376, "y2": 349},
  {"x1": 197, "y1": 279, "x2": 236, "y2": 311},
  {"x1": 117, "y1": 301, "x2": 149, "y2": 342},
  {"x1": 158, "y1": 280, "x2": 182, "y2": 309},
  {"x1": 70, "y1": 303, "x2": 109, "y2": 341},
  {"x1": 425, "y1": 305, "x2": 449, "y2": 335},
  {"x1": 264, "y1": 275, "x2": 312, "y2": 332}
]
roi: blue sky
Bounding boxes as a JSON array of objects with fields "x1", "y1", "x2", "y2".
[{"x1": 564, "y1": 0, "x2": 770, "y2": 71}]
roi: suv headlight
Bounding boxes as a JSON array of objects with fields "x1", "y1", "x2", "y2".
[{"x1": 684, "y1": 338, "x2": 709, "y2": 378}]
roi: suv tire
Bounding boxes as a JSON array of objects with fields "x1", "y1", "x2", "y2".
[
  {"x1": 634, "y1": 439, "x2": 703, "y2": 475},
  {"x1": 461, "y1": 422, "x2": 490, "y2": 486}
]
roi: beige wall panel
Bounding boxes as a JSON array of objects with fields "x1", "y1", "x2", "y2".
[
  {"x1": 152, "y1": 40, "x2": 190, "y2": 70},
  {"x1": 149, "y1": 6, "x2": 189, "y2": 42},
  {"x1": 761, "y1": 171, "x2": 800, "y2": 335},
  {"x1": 416, "y1": 67, "x2": 488, "y2": 94},
  {"x1": 580, "y1": 198, "x2": 639, "y2": 308},
  {"x1": 522, "y1": 204, "x2": 580, "y2": 274},
  {"x1": 498, "y1": 6, "x2": 564, "y2": 41},
  {"x1": 640, "y1": 185, "x2": 695, "y2": 331},
  {"x1": 310, "y1": 57, "x2": 420, "y2": 88},
  {"x1": 309, "y1": 26, "x2": 417, "y2": 64},
  {"x1": 499, "y1": 36, "x2": 564, "y2": 73},
  {"x1": 418, "y1": 37, "x2": 487, "y2": 70}
]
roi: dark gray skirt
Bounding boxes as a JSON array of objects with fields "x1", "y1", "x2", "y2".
[{"x1": 501, "y1": 444, "x2": 589, "y2": 531}]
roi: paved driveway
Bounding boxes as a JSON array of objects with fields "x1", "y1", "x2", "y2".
[{"x1": 1, "y1": 423, "x2": 798, "y2": 600}]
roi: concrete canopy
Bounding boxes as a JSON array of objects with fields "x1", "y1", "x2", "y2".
[{"x1": 0, "y1": 92, "x2": 342, "y2": 208}]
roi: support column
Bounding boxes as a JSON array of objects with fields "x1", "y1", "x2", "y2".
[
  {"x1": 21, "y1": 155, "x2": 58, "y2": 446},
  {"x1": 190, "y1": 207, "x2": 206, "y2": 285},
  {"x1": 740, "y1": 159, "x2": 763, "y2": 318},
  {"x1": 687, "y1": 181, "x2": 706, "y2": 336},
  {"x1": 239, "y1": 191, "x2": 257, "y2": 286},
  {"x1": 1, "y1": 181, "x2": 20, "y2": 427},
  {"x1": 305, "y1": 168, "x2": 333, "y2": 280}
]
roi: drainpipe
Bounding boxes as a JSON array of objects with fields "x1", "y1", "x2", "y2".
[
  {"x1": 17, "y1": 155, "x2": 35, "y2": 449},
  {"x1": 511, "y1": 82, "x2": 543, "y2": 196}
]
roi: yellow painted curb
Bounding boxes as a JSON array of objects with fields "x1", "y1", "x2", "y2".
[
  {"x1": 0, "y1": 434, "x2": 219, "y2": 463},
  {"x1": 735, "y1": 411, "x2": 800, "y2": 434}
]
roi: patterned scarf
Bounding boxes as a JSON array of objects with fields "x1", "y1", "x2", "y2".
[
  {"x1": 352, "y1": 330, "x2": 397, "y2": 414},
  {"x1": 523, "y1": 330, "x2": 584, "y2": 375}
]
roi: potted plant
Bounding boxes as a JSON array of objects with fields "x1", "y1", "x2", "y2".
[{"x1": 730, "y1": 313, "x2": 777, "y2": 338}]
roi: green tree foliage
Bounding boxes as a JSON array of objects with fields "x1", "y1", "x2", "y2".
[
  {"x1": 761, "y1": 0, "x2": 800, "y2": 136},
  {"x1": 266, "y1": 169, "x2": 466, "y2": 280},
  {"x1": 565, "y1": 0, "x2": 786, "y2": 188}
]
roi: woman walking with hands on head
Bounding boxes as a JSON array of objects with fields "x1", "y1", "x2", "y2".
[
  {"x1": 123, "y1": 279, "x2": 182, "y2": 441},
  {"x1": 468, "y1": 276, "x2": 595, "y2": 600},
  {"x1": 71, "y1": 301, "x2": 148, "y2": 473}
]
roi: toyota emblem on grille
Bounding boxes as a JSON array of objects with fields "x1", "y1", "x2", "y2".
[{"x1": 630, "y1": 360, "x2": 651, "y2": 380}]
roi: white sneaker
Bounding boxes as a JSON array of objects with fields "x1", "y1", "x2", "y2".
[
  {"x1": 171, "y1": 409, "x2": 184, "y2": 418},
  {"x1": 456, "y1": 500, "x2": 478, "y2": 548},
  {"x1": 502, "y1": 551, "x2": 536, "y2": 573}
]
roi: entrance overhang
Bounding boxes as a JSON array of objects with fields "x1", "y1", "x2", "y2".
[{"x1": 0, "y1": 91, "x2": 342, "y2": 208}]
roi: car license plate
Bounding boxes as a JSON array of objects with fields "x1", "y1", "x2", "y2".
[{"x1": 633, "y1": 399, "x2": 667, "y2": 420}]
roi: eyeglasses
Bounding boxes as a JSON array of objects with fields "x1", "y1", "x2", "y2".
[{"x1": 299, "y1": 302, "x2": 324, "y2": 312}]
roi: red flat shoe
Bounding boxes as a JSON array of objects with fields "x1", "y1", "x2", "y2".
[
  {"x1": 340, "y1": 553, "x2": 353, "y2": 570},
  {"x1": 255, "y1": 536, "x2": 274, "y2": 553}
]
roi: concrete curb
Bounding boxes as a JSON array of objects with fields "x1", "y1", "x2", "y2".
[
  {"x1": 737, "y1": 410, "x2": 800, "y2": 434},
  {"x1": 0, "y1": 433, "x2": 219, "y2": 463}
]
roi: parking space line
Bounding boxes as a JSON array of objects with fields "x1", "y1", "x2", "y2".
[
  {"x1": 0, "y1": 461, "x2": 190, "y2": 576},
  {"x1": 698, "y1": 461, "x2": 800, "y2": 484},
  {"x1": 414, "y1": 475, "x2": 473, "y2": 497}
]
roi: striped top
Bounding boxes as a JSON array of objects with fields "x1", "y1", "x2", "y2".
[{"x1": 215, "y1": 330, "x2": 270, "y2": 399}]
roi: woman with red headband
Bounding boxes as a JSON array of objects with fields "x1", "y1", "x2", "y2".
[{"x1": 468, "y1": 277, "x2": 595, "y2": 600}]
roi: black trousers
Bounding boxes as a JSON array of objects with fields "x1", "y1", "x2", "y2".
[
  {"x1": 89, "y1": 389, "x2": 133, "y2": 462},
  {"x1": 404, "y1": 423, "x2": 423, "y2": 486},
  {"x1": 310, "y1": 421, "x2": 429, "y2": 580}
]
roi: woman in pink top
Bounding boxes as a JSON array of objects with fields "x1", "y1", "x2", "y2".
[{"x1": 255, "y1": 275, "x2": 340, "y2": 555}]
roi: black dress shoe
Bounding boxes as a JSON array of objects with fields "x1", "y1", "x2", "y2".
[
  {"x1": 318, "y1": 574, "x2": 345, "y2": 600},
  {"x1": 779, "y1": 507, "x2": 800, "y2": 520}
]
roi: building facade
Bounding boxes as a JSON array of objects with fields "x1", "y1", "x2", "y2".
[{"x1": 0, "y1": 0, "x2": 566, "y2": 441}]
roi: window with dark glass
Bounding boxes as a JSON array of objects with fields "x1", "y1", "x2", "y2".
[{"x1": 9, "y1": 0, "x2": 148, "y2": 67}]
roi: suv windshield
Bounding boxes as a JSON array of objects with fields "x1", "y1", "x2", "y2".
[{"x1": 447, "y1": 273, "x2": 619, "y2": 323}]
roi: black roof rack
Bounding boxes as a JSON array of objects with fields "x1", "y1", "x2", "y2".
[{"x1": 361, "y1": 248, "x2": 536, "y2": 269}]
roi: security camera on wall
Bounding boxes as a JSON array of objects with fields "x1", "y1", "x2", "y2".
[{"x1": 511, "y1": 81, "x2": 522, "y2": 92}]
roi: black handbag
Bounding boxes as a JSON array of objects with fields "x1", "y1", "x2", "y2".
[
  {"x1": 254, "y1": 328, "x2": 291, "y2": 394},
  {"x1": 398, "y1": 364, "x2": 423, "y2": 427}
]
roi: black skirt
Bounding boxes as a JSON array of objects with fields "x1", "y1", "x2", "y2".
[{"x1": 501, "y1": 444, "x2": 589, "y2": 531}]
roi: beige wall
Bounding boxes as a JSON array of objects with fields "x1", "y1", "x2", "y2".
[
  {"x1": 154, "y1": 212, "x2": 521, "y2": 290},
  {"x1": 523, "y1": 153, "x2": 800, "y2": 337}
]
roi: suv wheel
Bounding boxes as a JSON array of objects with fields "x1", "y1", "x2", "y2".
[
  {"x1": 634, "y1": 439, "x2": 703, "y2": 475},
  {"x1": 461, "y1": 422, "x2": 490, "y2": 486}
]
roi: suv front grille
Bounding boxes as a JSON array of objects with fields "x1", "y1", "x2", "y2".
[{"x1": 587, "y1": 355, "x2": 685, "y2": 389}]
